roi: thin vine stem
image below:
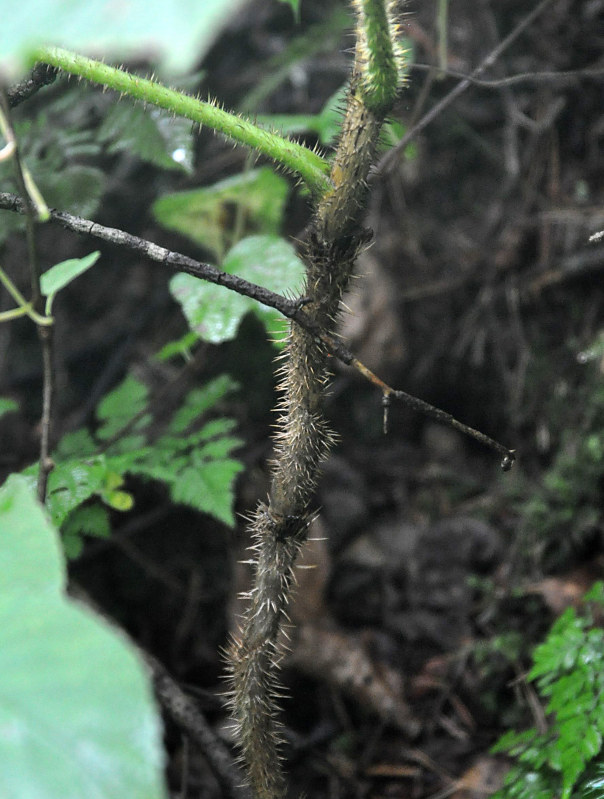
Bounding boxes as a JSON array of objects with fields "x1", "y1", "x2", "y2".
[
  {"x1": 0, "y1": 93, "x2": 54, "y2": 501},
  {"x1": 35, "y1": 47, "x2": 332, "y2": 198}
]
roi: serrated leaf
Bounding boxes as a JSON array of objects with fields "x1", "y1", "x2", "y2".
[
  {"x1": 170, "y1": 234, "x2": 305, "y2": 344},
  {"x1": 195, "y1": 436, "x2": 244, "y2": 463},
  {"x1": 63, "y1": 503, "x2": 111, "y2": 539},
  {"x1": 96, "y1": 376, "x2": 149, "y2": 441},
  {"x1": 40, "y1": 251, "x2": 100, "y2": 298},
  {"x1": 98, "y1": 105, "x2": 194, "y2": 174},
  {"x1": 153, "y1": 168, "x2": 289, "y2": 261},
  {"x1": 54, "y1": 429, "x2": 97, "y2": 459},
  {"x1": 0, "y1": 475, "x2": 167, "y2": 799},
  {"x1": 45, "y1": 457, "x2": 110, "y2": 527},
  {"x1": 0, "y1": 397, "x2": 18, "y2": 419},
  {"x1": 171, "y1": 460, "x2": 244, "y2": 526},
  {"x1": 168, "y1": 376, "x2": 239, "y2": 434},
  {"x1": 2, "y1": 0, "x2": 248, "y2": 77}
]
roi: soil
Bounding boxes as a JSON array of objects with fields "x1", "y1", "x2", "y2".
[{"x1": 1, "y1": 0, "x2": 604, "y2": 797}]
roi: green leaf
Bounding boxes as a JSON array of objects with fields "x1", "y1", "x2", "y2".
[
  {"x1": 98, "y1": 104, "x2": 195, "y2": 174},
  {"x1": 0, "y1": 397, "x2": 18, "y2": 419},
  {"x1": 44, "y1": 457, "x2": 111, "y2": 527},
  {"x1": 155, "y1": 331, "x2": 200, "y2": 362},
  {"x1": 40, "y1": 251, "x2": 100, "y2": 298},
  {"x1": 170, "y1": 234, "x2": 305, "y2": 344},
  {"x1": 153, "y1": 167, "x2": 290, "y2": 261},
  {"x1": 96, "y1": 376, "x2": 149, "y2": 441},
  {"x1": 62, "y1": 504, "x2": 111, "y2": 559},
  {"x1": 103, "y1": 490, "x2": 134, "y2": 512},
  {"x1": 54, "y1": 428, "x2": 97, "y2": 459},
  {"x1": 0, "y1": 475, "x2": 167, "y2": 799},
  {"x1": 2, "y1": 0, "x2": 248, "y2": 77},
  {"x1": 168, "y1": 376, "x2": 239, "y2": 434},
  {"x1": 171, "y1": 459, "x2": 244, "y2": 526}
]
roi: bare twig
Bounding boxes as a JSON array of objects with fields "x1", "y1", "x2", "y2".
[
  {"x1": 0, "y1": 96, "x2": 54, "y2": 501},
  {"x1": 376, "y1": 0, "x2": 556, "y2": 176},
  {"x1": 409, "y1": 62, "x2": 604, "y2": 89},
  {"x1": 0, "y1": 192, "x2": 515, "y2": 465},
  {"x1": 7, "y1": 63, "x2": 59, "y2": 108}
]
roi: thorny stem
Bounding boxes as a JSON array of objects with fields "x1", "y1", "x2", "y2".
[
  {"x1": 226, "y1": 2, "x2": 413, "y2": 796},
  {"x1": 0, "y1": 190, "x2": 515, "y2": 467},
  {"x1": 0, "y1": 94, "x2": 54, "y2": 501},
  {"x1": 35, "y1": 47, "x2": 332, "y2": 198}
]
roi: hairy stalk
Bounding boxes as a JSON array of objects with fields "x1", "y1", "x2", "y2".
[
  {"x1": 35, "y1": 47, "x2": 331, "y2": 198},
  {"x1": 227, "y1": 2, "x2": 406, "y2": 797}
]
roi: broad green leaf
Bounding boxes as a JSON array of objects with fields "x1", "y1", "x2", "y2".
[
  {"x1": 153, "y1": 168, "x2": 289, "y2": 261},
  {"x1": 96, "y1": 376, "x2": 149, "y2": 441},
  {"x1": 41, "y1": 251, "x2": 100, "y2": 298},
  {"x1": 0, "y1": 475, "x2": 166, "y2": 799},
  {"x1": 98, "y1": 104, "x2": 195, "y2": 175},
  {"x1": 0, "y1": 397, "x2": 18, "y2": 419},
  {"x1": 45, "y1": 457, "x2": 112, "y2": 527},
  {"x1": 1, "y1": 0, "x2": 248, "y2": 76},
  {"x1": 170, "y1": 234, "x2": 305, "y2": 344}
]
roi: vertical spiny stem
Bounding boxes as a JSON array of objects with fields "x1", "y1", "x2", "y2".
[{"x1": 227, "y1": 2, "x2": 408, "y2": 797}]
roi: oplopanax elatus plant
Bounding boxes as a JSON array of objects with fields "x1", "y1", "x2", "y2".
[{"x1": 0, "y1": 2, "x2": 515, "y2": 797}]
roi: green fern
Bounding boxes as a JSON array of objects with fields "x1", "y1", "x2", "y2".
[
  {"x1": 25, "y1": 373, "x2": 244, "y2": 557},
  {"x1": 492, "y1": 582, "x2": 604, "y2": 799}
]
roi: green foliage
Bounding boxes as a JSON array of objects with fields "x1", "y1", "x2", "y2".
[
  {"x1": 25, "y1": 373, "x2": 244, "y2": 557},
  {"x1": 97, "y1": 103, "x2": 195, "y2": 175},
  {"x1": 0, "y1": 85, "x2": 197, "y2": 245},
  {"x1": 169, "y1": 234, "x2": 305, "y2": 346},
  {"x1": 521, "y1": 367, "x2": 604, "y2": 568},
  {"x1": 258, "y1": 86, "x2": 415, "y2": 152},
  {"x1": 41, "y1": 251, "x2": 100, "y2": 313},
  {"x1": 152, "y1": 167, "x2": 290, "y2": 262},
  {"x1": 0, "y1": 96, "x2": 105, "y2": 244},
  {"x1": 0, "y1": 397, "x2": 18, "y2": 418},
  {"x1": 0, "y1": 475, "x2": 167, "y2": 799},
  {"x1": 2, "y1": 0, "x2": 247, "y2": 76},
  {"x1": 492, "y1": 583, "x2": 604, "y2": 799}
]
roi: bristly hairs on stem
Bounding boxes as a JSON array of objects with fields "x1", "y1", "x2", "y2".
[
  {"x1": 227, "y1": 2, "x2": 408, "y2": 797},
  {"x1": 35, "y1": 47, "x2": 332, "y2": 199}
]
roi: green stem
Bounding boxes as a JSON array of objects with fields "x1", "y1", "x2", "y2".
[
  {"x1": 35, "y1": 47, "x2": 332, "y2": 198},
  {"x1": 354, "y1": 0, "x2": 401, "y2": 114},
  {"x1": 0, "y1": 264, "x2": 53, "y2": 326}
]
